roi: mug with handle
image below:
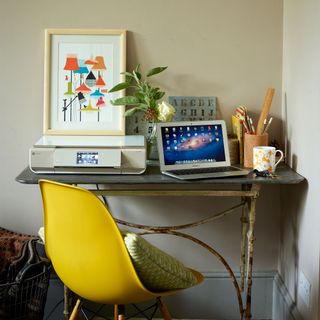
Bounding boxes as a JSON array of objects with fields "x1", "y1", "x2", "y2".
[{"x1": 253, "y1": 146, "x2": 284, "y2": 173}]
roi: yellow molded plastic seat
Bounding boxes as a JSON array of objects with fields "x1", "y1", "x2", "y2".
[{"x1": 39, "y1": 179, "x2": 203, "y2": 319}]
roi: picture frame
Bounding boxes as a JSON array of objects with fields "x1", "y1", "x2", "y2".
[{"x1": 43, "y1": 29, "x2": 126, "y2": 135}]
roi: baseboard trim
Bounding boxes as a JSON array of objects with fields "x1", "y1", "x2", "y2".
[
  {"x1": 163, "y1": 270, "x2": 276, "y2": 319},
  {"x1": 46, "y1": 271, "x2": 302, "y2": 320},
  {"x1": 273, "y1": 274, "x2": 302, "y2": 320}
]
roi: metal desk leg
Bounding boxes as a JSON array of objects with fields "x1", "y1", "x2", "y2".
[
  {"x1": 244, "y1": 185, "x2": 260, "y2": 320},
  {"x1": 240, "y1": 204, "x2": 248, "y2": 292}
]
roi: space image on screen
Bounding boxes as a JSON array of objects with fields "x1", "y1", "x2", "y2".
[{"x1": 160, "y1": 124, "x2": 226, "y2": 166}]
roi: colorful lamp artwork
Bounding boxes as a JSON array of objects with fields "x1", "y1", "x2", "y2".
[
  {"x1": 77, "y1": 92, "x2": 86, "y2": 104},
  {"x1": 96, "y1": 96, "x2": 106, "y2": 107},
  {"x1": 85, "y1": 71, "x2": 96, "y2": 87},
  {"x1": 74, "y1": 59, "x2": 89, "y2": 78},
  {"x1": 75, "y1": 83, "x2": 91, "y2": 94},
  {"x1": 80, "y1": 99, "x2": 99, "y2": 112},
  {"x1": 62, "y1": 54, "x2": 109, "y2": 123},
  {"x1": 96, "y1": 75, "x2": 106, "y2": 88},
  {"x1": 96, "y1": 96, "x2": 106, "y2": 121},
  {"x1": 92, "y1": 56, "x2": 106, "y2": 73},
  {"x1": 90, "y1": 89, "x2": 104, "y2": 98},
  {"x1": 64, "y1": 55, "x2": 80, "y2": 71},
  {"x1": 77, "y1": 92, "x2": 87, "y2": 122}
]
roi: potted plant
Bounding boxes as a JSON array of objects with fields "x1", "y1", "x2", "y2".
[
  {"x1": 110, "y1": 65, "x2": 175, "y2": 133},
  {"x1": 109, "y1": 65, "x2": 175, "y2": 119}
]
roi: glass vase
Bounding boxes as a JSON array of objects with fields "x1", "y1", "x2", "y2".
[{"x1": 146, "y1": 122, "x2": 158, "y2": 161}]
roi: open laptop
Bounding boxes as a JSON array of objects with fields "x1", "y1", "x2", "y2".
[{"x1": 156, "y1": 120, "x2": 249, "y2": 180}]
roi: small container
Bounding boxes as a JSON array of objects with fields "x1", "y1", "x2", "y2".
[
  {"x1": 244, "y1": 133, "x2": 268, "y2": 168},
  {"x1": 228, "y1": 137, "x2": 239, "y2": 165}
]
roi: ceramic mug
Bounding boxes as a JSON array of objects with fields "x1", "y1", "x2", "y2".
[{"x1": 253, "y1": 146, "x2": 284, "y2": 173}]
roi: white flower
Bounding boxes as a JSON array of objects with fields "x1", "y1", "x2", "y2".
[{"x1": 157, "y1": 101, "x2": 176, "y2": 122}]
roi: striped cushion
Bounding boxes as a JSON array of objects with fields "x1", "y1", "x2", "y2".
[{"x1": 123, "y1": 232, "x2": 198, "y2": 292}]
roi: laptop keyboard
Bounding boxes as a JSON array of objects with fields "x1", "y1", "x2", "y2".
[{"x1": 170, "y1": 166, "x2": 240, "y2": 176}]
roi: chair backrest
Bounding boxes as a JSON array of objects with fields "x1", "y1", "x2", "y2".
[{"x1": 39, "y1": 179, "x2": 156, "y2": 304}]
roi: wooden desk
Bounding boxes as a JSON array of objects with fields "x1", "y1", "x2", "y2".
[{"x1": 16, "y1": 164, "x2": 304, "y2": 320}]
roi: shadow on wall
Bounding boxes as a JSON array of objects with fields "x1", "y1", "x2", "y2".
[{"x1": 279, "y1": 160, "x2": 308, "y2": 312}]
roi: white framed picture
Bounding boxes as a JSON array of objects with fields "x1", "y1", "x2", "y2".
[{"x1": 43, "y1": 29, "x2": 126, "y2": 135}]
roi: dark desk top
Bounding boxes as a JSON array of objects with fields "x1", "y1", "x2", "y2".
[{"x1": 16, "y1": 164, "x2": 305, "y2": 188}]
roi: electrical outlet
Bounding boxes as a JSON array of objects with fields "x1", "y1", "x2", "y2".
[{"x1": 298, "y1": 271, "x2": 311, "y2": 306}]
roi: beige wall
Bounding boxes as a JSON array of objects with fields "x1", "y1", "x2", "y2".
[
  {"x1": 282, "y1": 0, "x2": 320, "y2": 318},
  {"x1": 0, "y1": 0, "x2": 283, "y2": 275}
]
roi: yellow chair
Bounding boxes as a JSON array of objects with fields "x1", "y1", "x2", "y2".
[{"x1": 39, "y1": 179, "x2": 203, "y2": 320}]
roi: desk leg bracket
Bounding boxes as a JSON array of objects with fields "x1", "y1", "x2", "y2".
[{"x1": 113, "y1": 202, "x2": 248, "y2": 319}]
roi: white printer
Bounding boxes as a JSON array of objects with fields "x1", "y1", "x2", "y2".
[{"x1": 29, "y1": 135, "x2": 146, "y2": 174}]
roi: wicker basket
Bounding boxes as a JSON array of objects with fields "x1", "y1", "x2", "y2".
[{"x1": 0, "y1": 264, "x2": 50, "y2": 320}]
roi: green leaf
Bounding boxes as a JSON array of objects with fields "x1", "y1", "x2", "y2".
[
  {"x1": 134, "y1": 64, "x2": 140, "y2": 73},
  {"x1": 108, "y1": 82, "x2": 131, "y2": 93},
  {"x1": 135, "y1": 92, "x2": 145, "y2": 101},
  {"x1": 120, "y1": 71, "x2": 134, "y2": 77},
  {"x1": 120, "y1": 72, "x2": 134, "y2": 81},
  {"x1": 147, "y1": 66, "x2": 168, "y2": 77},
  {"x1": 154, "y1": 91, "x2": 165, "y2": 100},
  {"x1": 137, "y1": 103, "x2": 149, "y2": 110},
  {"x1": 133, "y1": 70, "x2": 142, "y2": 81},
  {"x1": 150, "y1": 87, "x2": 159, "y2": 96},
  {"x1": 144, "y1": 96, "x2": 151, "y2": 106},
  {"x1": 124, "y1": 107, "x2": 141, "y2": 117},
  {"x1": 111, "y1": 96, "x2": 140, "y2": 106}
]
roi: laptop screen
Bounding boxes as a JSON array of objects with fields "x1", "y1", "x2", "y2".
[{"x1": 157, "y1": 120, "x2": 231, "y2": 170}]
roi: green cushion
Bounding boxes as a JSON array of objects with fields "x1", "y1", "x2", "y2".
[{"x1": 122, "y1": 232, "x2": 198, "y2": 292}]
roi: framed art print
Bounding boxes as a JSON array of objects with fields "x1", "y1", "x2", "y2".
[{"x1": 43, "y1": 29, "x2": 126, "y2": 135}]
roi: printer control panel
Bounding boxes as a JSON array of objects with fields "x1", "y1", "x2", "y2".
[
  {"x1": 54, "y1": 148, "x2": 121, "y2": 167},
  {"x1": 76, "y1": 152, "x2": 99, "y2": 165}
]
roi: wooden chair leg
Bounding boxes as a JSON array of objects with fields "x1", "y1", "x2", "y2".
[
  {"x1": 114, "y1": 304, "x2": 119, "y2": 320},
  {"x1": 69, "y1": 298, "x2": 81, "y2": 320},
  {"x1": 117, "y1": 304, "x2": 125, "y2": 320},
  {"x1": 157, "y1": 297, "x2": 172, "y2": 320}
]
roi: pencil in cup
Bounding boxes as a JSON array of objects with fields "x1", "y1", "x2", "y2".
[{"x1": 244, "y1": 133, "x2": 269, "y2": 168}]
